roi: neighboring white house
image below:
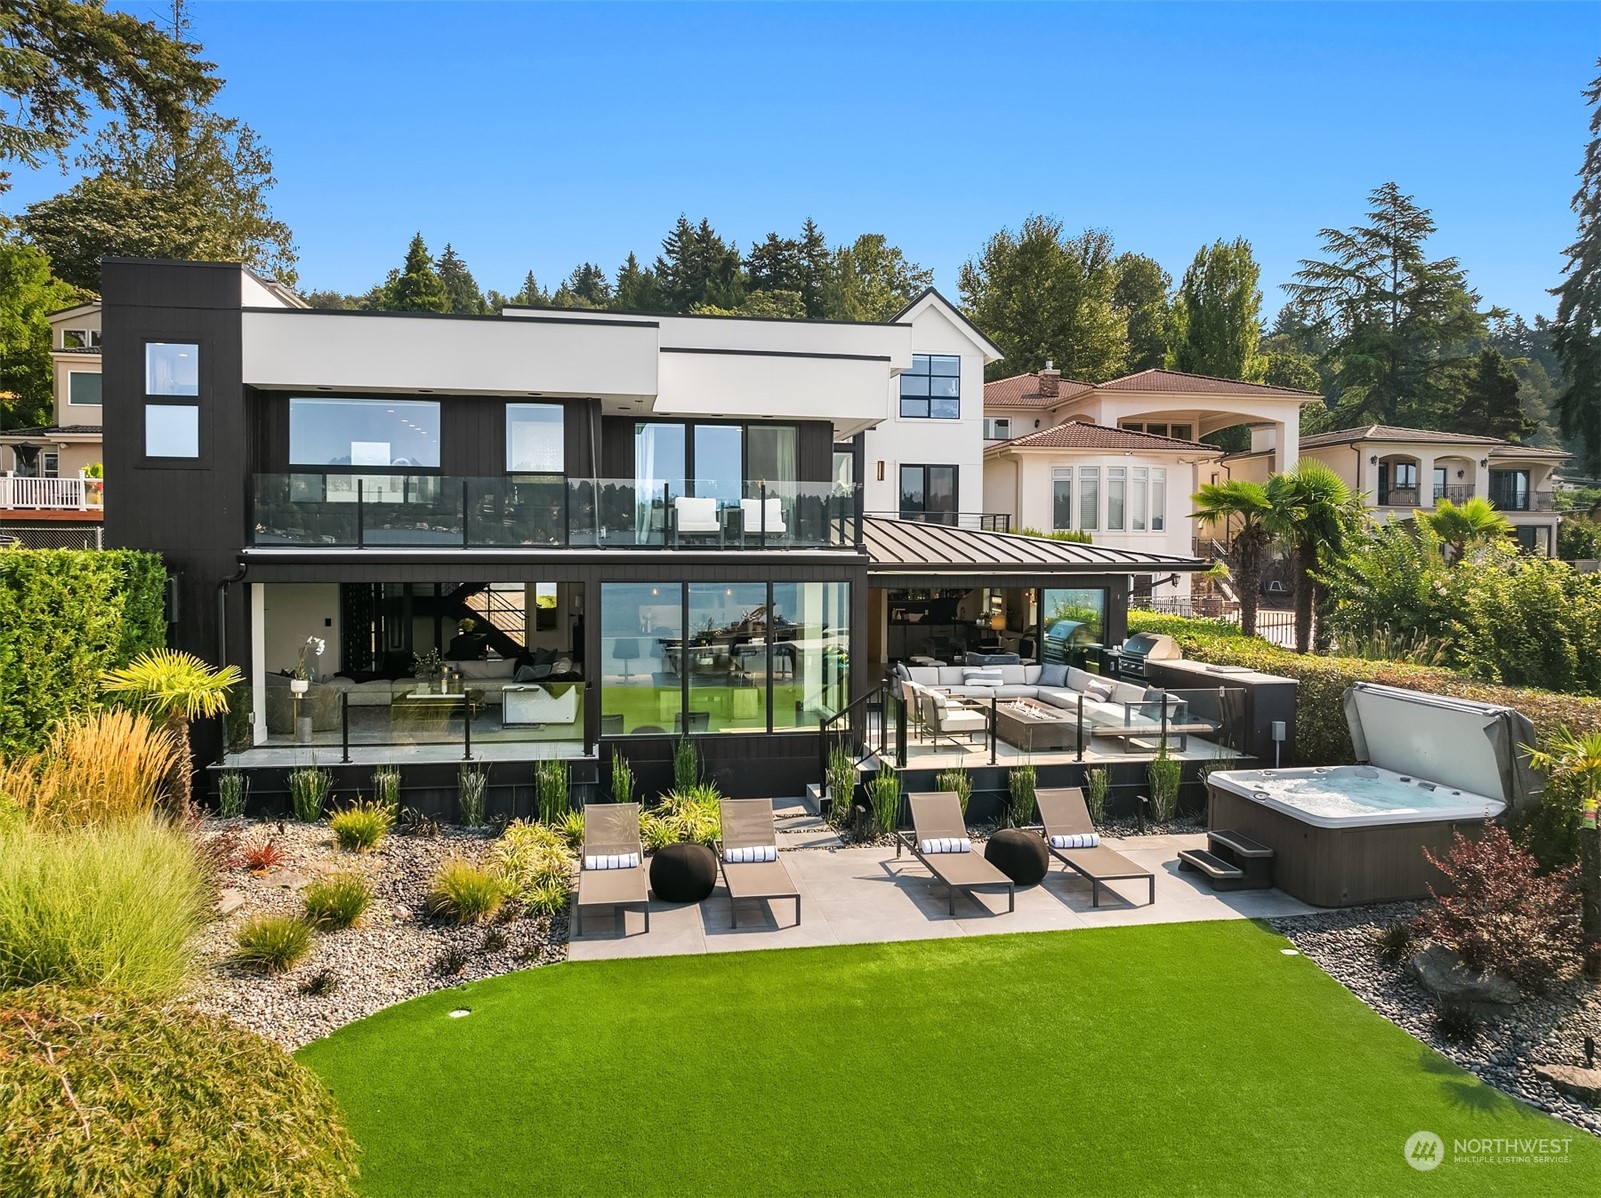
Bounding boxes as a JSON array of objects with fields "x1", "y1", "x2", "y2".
[{"x1": 1228, "y1": 424, "x2": 1570, "y2": 555}]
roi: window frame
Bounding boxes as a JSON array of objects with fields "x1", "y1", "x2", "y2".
[
  {"x1": 66, "y1": 371, "x2": 102, "y2": 406},
  {"x1": 143, "y1": 402, "x2": 201, "y2": 460},
  {"x1": 1051, "y1": 467, "x2": 1074, "y2": 532},
  {"x1": 899, "y1": 463, "x2": 959, "y2": 523},
  {"x1": 898, "y1": 354, "x2": 962, "y2": 420},
  {"x1": 144, "y1": 341, "x2": 200, "y2": 397},
  {"x1": 505, "y1": 402, "x2": 566, "y2": 474},
  {"x1": 288, "y1": 396, "x2": 443, "y2": 472}
]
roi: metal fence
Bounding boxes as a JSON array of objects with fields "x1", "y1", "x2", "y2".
[{"x1": 0, "y1": 524, "x2": 104, "y2": 549}]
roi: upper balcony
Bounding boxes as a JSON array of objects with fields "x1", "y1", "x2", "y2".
[
  {"x1": 249, "y1": 474, "x2": 861, "y2": 551},
  {"x1": 0, "y1": 474, "x2": 102, "y2": 513}
]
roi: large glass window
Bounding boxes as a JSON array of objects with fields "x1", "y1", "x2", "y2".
[
  {"x1": 601, "y1": 583, "x2": 682, "y2": 735},
  {"x1": 900, "y1": 464, "x2": 957, "y2": 523},
  {"x1": 145, "y1": 343, "x2": 198, "y2": 396},
  {"x1": 747, "y1": 424, "x2": 797, "y2": 488},
  {"x1": 1131, "y1": 467, "x2": 1148, "y2": 532},
  {"x1": 1042, "y1": 587, "x2": 1107, "y2": 660},
  {"x1": 694, "y1": 425, "x2": 743, "y2": 507},
  {"x1": 1052, "y1": 468, "x2": 1073, "y2": 531},
  {"x1": 290, "y1": 398, "x2": 440, "y2": 468},
  {"x1": 68, "y1": 372, "x2": 102, "y2": 405},
  {"x1": 771, "y1": 582, "x2": 850, "y2": 729},
  {"x1": 145, "y1": 405, "x2": 198, "y2": 457},
  {"x1": 1078, "y1": 467, "x2": 1100, "y2": 532},
  {"x1": 506, "y1": 403, "x2": 564, "y2": 472},
  {"x1": 899, "y1": 354, "x2": 961, "y2": 419},
  {"x1": 1150, "y1": 468, "x2": 1167, "y2": 532},
  {"x1": 1107, "y1": 467, "x2": 1126, "y2": 531},
  {"x1": 687, "y1": 584, "x2": 768, "y2": 733}
]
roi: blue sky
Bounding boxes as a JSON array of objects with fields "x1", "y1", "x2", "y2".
[{"x1": 8, "y1": 2, "x2": 1597, "y2": 318}]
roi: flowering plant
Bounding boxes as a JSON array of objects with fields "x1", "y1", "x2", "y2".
[
  {"x1": 412, "y1": 647, "x2": 442, "y2": 679},
  {"x1": 294, "y1": 635, "x2": 326, "y2": 681}
]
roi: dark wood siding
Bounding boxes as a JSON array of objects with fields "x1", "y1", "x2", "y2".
[{"x1": 797, "y1": 420, "x2": 833, "y2": 483}]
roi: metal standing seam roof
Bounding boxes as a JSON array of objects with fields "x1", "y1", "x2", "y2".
[{"x1": 862, "y1": 516, "x2": 1210, "y2": 574}]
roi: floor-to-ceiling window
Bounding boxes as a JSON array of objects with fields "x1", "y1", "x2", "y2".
[
  {"x1": 601, "y1": 582, "x2": 683, "y2": 734},
  {"x1": 686, "y1": 583, "x2": 768, "y2": 733},
  {"x1": 770, "y1": 581, "x2": 850, "y2": 728}
]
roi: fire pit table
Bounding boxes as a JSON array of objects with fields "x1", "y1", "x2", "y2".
[{"x1": 993, "y1": 699, "x2": 1080, "y2": 753}]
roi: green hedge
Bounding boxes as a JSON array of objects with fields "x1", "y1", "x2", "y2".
[
  {"x1": 0, "y1": 550, "x2": 167, "y2": 758},
  {"x1": 1128, "y1": 611, "x2": 1601, "y2": 765}
]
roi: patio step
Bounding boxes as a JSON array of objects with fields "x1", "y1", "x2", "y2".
[
  {"x1": 1177, "y1": 849, "x2": 1253, "y2": 890},
  {"x1": 1208, "y1": 829, "x2": 1273, "y2": 859}
]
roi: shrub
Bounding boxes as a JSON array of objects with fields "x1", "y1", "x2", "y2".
[
  {"x1": 426, "y1": 858, "x2": 506, "y2": 924},
  {"x1": 673, "y1": 736, "x2": 700, "y2": 791},
  {"x1": 1377, "y1": 921, "x2": 1414, "y2": 965},
  {"x1": 555, "y1": 807, "x2": 585, "y2": 851},
  {"x1": 289, "y1": 765, "x2": 332, "y2": 823},
  {"x1": 1413, "y1": 826, "x2": 1582, "y2": 993},
  {"x1": 0, "y1": 548, "x2": 166, "y2": 760},
  {"x1": 241, "y1": 835, "x2": 286, "y2": 873},
  {"x1": 302, "y1": 872, "x2": 372, "y2": 930},
  {"x1": 1147, "y1": 750, "x2": 1182, "y2": 824},
  {"x1": 0, "y1": 819, "x2": 206, "y2": 998},
  {"x1": 301, "y1": 968, "x2": 340, "y2": 997},
  {"x1": 936, "y1": 764, "x2": 973, "y2": 817},
  {"x1": 610, "y1": 747, "x2": 635, "y2": 805},
  {"x1": 399, "y1": 806, "x2": 442, "y2": 837},
  {"x1": 329, "y1": 800, "x2": 392, "y2": 852},
  {"x1": 649, "y1": 786, "x2": 721, "y2": 847},
  {"x1": 826, "y1": 743, "x2": 857, "y2": 827},
  {"x1": 0, "y1": 709, "x2": 183, "y2": 828},
  {"x1": 458, "y1": 762, "x2": 489, "y2": 828},
  {"x1": 534, "y1": 758, "x2": 568, "y2": 825},
  {"x1": 217, "y1": 769, "x2": 249, "y2": 818},
  {"x1": 491, "y1": 821, "x2": 576, "y2": 916},
  {"x1": 1007, "y1": 761, "x2": 1037, "y2": 827},
  {"x1": 868, "y1": 764, "x2": 900, "y2": 836},
  {"x1": 371, "y1": 763, "x2": 401, "y2": 811},
  {"x1": 482, "y1": 926, "x2": 510, "y2": 953},
  {"x1": 0, "y1": 985, "x2": 357, "y2": 1196},
  {"x1": 1433, "y1": 1000, "x2": 1481, "y2": 1045},
  {"x1": 234, "y1": 915, "x2": 313, "y2": 974},
  {"x1": 1085, "y1": 768, "x2": 1110, "y2": 824},
  {"x1": 434, "y1": 946, "x2": 469, "y2": 976}
]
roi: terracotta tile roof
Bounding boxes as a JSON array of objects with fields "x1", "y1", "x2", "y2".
[
  {"x1": 0, "y1": 425, "x2": 102, "y2": 438},
  {"x1": 1097, "y1": 368, "x2": 1317, "y2": 399},
  {"x1": 983, "y1": 371, "x2": 1096, "y2": 408},
  {"x1": 1488, "y1": 443, "x2": 1571, "y2": 459},
  {"x1": 993, "y1": 421, "x2": 1217, "y2": 453},
  {"x1": 1298, "y1": 424, "x2": 1507, "y2": 449}
]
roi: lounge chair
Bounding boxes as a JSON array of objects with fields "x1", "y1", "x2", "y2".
[
  {"x1": 896, "y1": 791, "x2": 1015, "y2": 917},
  {"x1": 1035, "y1": 787, "x2": 1154, "y2": 907},
  {"x1": 575, "y1": 802, "x2": 650, "y2": 935},
  {"x1": 717, "y1": 798, "x2": 801, "y2": 928}
]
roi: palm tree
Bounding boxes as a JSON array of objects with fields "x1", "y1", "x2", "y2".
[
  {"x1": 1190, "y1": 480, "x2": 1274, "y2": 637},
  {"x1": 1267, "y1": 461, "x2": 1360, "y2": 654},
  {"x1": 1525, "y1": 728, "x2": 1601, "y2": 974},
  {"x1": 1418, "y1": 496, "x2": 1513, "y2": 564},
  {"x1": 102, "y1": 649, "x2": 243, "y2": 810}
]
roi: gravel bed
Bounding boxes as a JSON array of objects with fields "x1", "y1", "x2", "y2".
[
  {"x1": 1271, "y1": 905, "x2": 1601, "y2": 1138},
  {"x1": 187, "y1": 818, "x2": 566, "y2": 1051}
]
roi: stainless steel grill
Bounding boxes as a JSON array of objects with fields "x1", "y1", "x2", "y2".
[{"x1": 1117, "y1": 632, "x2": 1181, "y2": 679}]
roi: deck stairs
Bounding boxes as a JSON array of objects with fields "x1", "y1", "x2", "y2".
[{"x1": 1177, "y1": 829, "x2": 1274, "y2": 891}]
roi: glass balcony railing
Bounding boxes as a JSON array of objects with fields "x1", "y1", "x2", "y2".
[{"x1": 250, "y1": 475, "x2": 862, "y2": 550}]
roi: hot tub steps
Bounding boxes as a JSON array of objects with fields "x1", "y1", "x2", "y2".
[{"x1": 1178, "y1": 830, "x2": 1275, "y2": 891}]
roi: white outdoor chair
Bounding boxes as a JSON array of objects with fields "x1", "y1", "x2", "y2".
[
  {"x1": 673, "y1": 496, "x2": 721, "y2": 544},
  {"x1": 740, "y1": 496, "x2": 787, "y2": 539}
]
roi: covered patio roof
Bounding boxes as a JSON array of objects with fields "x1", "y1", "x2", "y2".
[{"x1": 863, "y1": 516, "x2": 1209, "y2": 584}]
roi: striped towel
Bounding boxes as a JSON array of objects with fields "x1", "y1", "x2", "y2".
[
  {"x1": 919, "y1": 837, "x2": 972, "y2": 854},
  {"x1": 723, "y1": 845, "x2": 777, "y2": 864},
  {"x1": 584, "y1": 853, "x2": 639, "y2": 870},
  {"x1": 1049, "y1": 833, "x2": 1100, "y2": 849}
]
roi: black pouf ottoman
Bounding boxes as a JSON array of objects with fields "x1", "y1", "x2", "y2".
[
  {"x1": 985, "y1": 828, "x2": 1049, "y2": 887},
  {"x1": 649, "y1": 841, "x2": 717, "y2": 904}
]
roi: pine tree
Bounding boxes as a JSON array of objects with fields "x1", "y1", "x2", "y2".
[
  {"x1": 1111, "y1": 252, "x2": 1172, "y2": 373},
  {"x1": 378, "y1": 234, "x2": 451, "y2": 313},
  {"x1": 655, "y1": 216, "x2": 744, "y2": 312},
  {"x1": 434, "y1": 244, "x2": 485, "y2": 314},
  {"x1": 1453, "y1": 347, "x2": 1535, "y2": 442},
  {"x1": 1287, "y1": 182, "x2": 1487, "y2": 428},
  {"x1": 1552, "y1": 65, "x2": 1601, "y2": 473},
  {"x1": 797, "y1": 218, "x2": 834, "y2": 318},
  {"x1": 745, "y1": 233, "x2": 803, "y2": 296},
  {"x1": 1168, "y1": 238, "x2": 1266, "y2": 381},
  {"x1": 551, "y1": 262, "x2": 612, "y2": 309},
  {"x1": 613, "y1": 252, "x2": 666, "y2": 312}
]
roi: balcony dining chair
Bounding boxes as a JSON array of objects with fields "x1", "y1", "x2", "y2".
[
  {"x1": 740, "y1": 496, "x2": 787, "y2": 541},
  {"x1": 613, "y1": 638, "x2": 641, "y2": 681},
  {"x1": 672, "y1": 496, "x2": 721, "y2": 546},
  {"x1": 675, "y1": 710, "x2": 710, "y2": 734}
]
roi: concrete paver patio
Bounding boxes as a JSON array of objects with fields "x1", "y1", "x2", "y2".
[{"x1": 567, "y1": 832, "x2": 1321, "y2": 960}]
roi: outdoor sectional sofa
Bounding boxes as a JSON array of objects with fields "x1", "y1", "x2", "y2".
[{"x1": 894, "y1": 661, "x2": 1180, "y2": 731}]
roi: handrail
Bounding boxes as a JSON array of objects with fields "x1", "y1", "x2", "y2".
[{"x1": 819, "y1": 682, "x2": 891, "y2": 779}]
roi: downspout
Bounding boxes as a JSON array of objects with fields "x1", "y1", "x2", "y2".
[{"x1": 217, "y1": 560, "x2": 249, "y2": 761}]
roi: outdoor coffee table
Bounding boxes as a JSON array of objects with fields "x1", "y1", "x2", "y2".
[{"x1": 993, "y1": 701, "x2": 1079, "y2": 753}]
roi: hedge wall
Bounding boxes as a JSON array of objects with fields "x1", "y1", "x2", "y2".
[
  {"x1": 0, "y1": 549, "x2": 167, "y2": 758},
  {"x1": 1128, "y1": 611, "x2": 1601, "y2": 765}
]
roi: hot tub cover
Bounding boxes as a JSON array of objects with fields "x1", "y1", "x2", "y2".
[{"x1": 1340, "y1": 683, "x2": 1542, "y2": 812}]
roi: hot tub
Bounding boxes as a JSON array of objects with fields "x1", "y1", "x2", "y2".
[{"x1": 1206, "y1": 684, "x2": 1537, "y2": 907}]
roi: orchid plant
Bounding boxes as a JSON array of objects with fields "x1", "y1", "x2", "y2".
[{"x1": 294, "y1": 635, "x2": 327, "y2": 681}]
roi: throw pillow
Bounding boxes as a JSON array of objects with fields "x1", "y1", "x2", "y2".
[
  {"x1": 1084, "y1": 681, "x2": 1116, "y2": 704},
  {"x1": 1038, "y1": 663, "x2": 1068, "y2": 688}
]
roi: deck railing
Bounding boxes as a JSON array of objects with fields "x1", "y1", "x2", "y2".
[{"x1": 0, "y1": 474, "x2": 89, "y2": 510}]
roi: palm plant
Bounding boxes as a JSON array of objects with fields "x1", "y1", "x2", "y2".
[
  {"x1": 101, "y1": 649, "x2": 243, "y2": 810},
  {"x1": 1525, "y1": 728, "x2": 1601, "y2": 971},
  {"x1": 1419, "y1": 496, "x2": 1514, "y2": 564},
  {"x1": 1264, "y1": 461, "x2": 1360, "y2": 654},
  {"x1": 1190, "y1": 480, "x2": 1274, "y2": 637}
]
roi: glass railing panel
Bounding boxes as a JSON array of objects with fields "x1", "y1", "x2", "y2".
[
  {"x1": 467, "y1": 476, "x2": 568, "y2": 547},
  {"x1": 360, "y1": 475, "x2": 463, "y2": 546},
  {"x1": 251, "y1": 473, "x2": 359, "y2": 545}
]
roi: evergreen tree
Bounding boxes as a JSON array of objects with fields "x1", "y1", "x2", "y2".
[
  {"x1": 829, "y1": 234, "x2": 933, "y2": 322},
  {"x1": 1261, "y1": 333, "x2": 1321, "y2": 392},
  {"x1": 1453, "y1": 347, "x2": 1535, "y2": 442},
  {"x1": 613, "y1": 252, "x2": 666, "y2": 312},
  {"x1": 959, "y1": 215, "x2": 1126, "y2": 382},
  {"x1": 655, "y1": 215, "x2": 744, "y2": 311},
  {"x1": 1168, "y1": 238, "x2": 1266, "y2": 381},
  {"x1": 797, "y1": 218, "x2": 834, "y2": 318},
  {"x1": 435, "y1": 244, "x2": 485, "y2": 314},
  {"x1": 1552, "y1": 65, "x2": 1601, "y2": 473},
  {"x1": 1111, "y1": 252, "x2": 1172, "y2": 374},
  {"x1": 1488, "y1": 314, "x2": 1562, "y2": 444},
  {"x1": 1286, "y1": 182, "x2": 1487, "y2": 428},
  {"x1": 745, "y1": 232, "x2": 803, "y2": 296},
  {"x1": 551, "y1": 262, "x2": 612, "y2": 309},
  {"x1": 378, "y1": 233, "x2": 450, "y2": 313}
]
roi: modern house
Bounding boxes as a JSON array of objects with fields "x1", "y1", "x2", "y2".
[
  {"x1": 1225, "y1": 424, "x2": 1570, "y2": 554},
  {"x1": 99, "y1": 259, "x2": 1209, "y2": 802},
  {"x1": 0, "y1": 301, "x2": 108, "y2": 544}
]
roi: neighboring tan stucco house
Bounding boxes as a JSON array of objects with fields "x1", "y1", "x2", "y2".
[
  {"x1": 1225, "y1": 423, "x2": 1570, "y2": 555},
  {"x1": 1, "y1": 301, "x2": 104, "y2": 481}
]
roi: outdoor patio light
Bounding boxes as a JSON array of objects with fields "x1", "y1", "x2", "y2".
[{"x1": 1369, "y1": 455, "x2": 1378, "y2": 463}]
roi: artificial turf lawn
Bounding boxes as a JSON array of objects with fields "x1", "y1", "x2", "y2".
[{"x1": 299, "y1": 920, "x2": 1600, "y2": 1197}]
